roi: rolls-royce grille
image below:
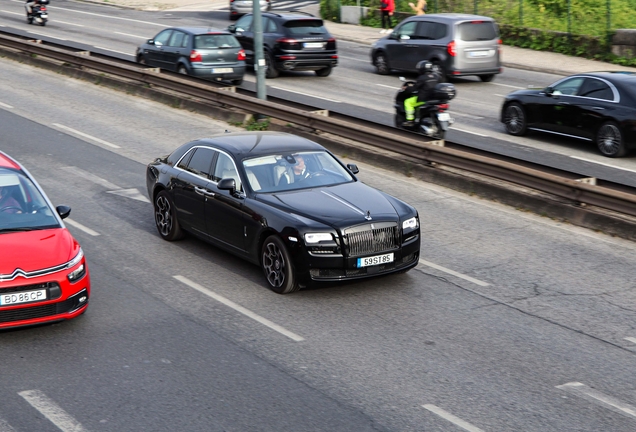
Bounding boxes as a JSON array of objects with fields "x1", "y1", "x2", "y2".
[{"x1": 345, "y1": 224, "x2": 399, "y2": 257}]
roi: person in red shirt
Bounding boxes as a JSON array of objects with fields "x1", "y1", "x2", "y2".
[{"x1": 380, "y1": 0, "x2": 395, "y2": 34}]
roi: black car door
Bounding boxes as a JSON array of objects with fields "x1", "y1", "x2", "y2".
[
  {"x1": 146, "y1": 29, "x2": 173, "y2": 68},
  {"x1": 569, "y1": 77, "x2": 617, "y2": 140},
  {"x1": 232, "y1": 15, "x2": 255, "y2": 63},
  {"x1": 531, "y1": 76, "x2": 585, "y2": 134},
  {"x1": 385, "y1": 21, "x2": 418, "y2": 71},
  {"x1": 172, "y1": 147, "x2": 216, "y2": 236},
  {"x1": 204, "y1": 152, "x2": 247, "y2": 252}
]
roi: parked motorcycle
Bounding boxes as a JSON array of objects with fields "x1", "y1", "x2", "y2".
[
  {"x1": 394, "y1": 77, "x2": 456, "y2": 140},
  {"x1": 26, "y1": 0, "x2": 49, "y2": 26}
]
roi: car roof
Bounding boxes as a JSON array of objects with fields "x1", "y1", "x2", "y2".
[
  {"x1": 261, "y1": 11, "x2": 320, "y2": 20},
  {"x1": 185, "y1": 132, "x2": 326, "y2": 160},
  {"x1": 578, "y1": 71, "x2": 636, "y2": 82},
  {"x1": 167, "y1": 26, "x2": 232, "y2": 35},
  {"x1": 410, "y1": 13, "x2": 497, "y2": 22}
]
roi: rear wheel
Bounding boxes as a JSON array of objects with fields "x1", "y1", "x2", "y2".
[
  {"x1": 265, "y1": 52, "x2": 279, "y2": 78},
  {"x1": 41, "y1": 20, "x2": 46, "y2": 26},
  {"x1": 431, "y1": 60, "x2": 446, "y2": 82},
  {"x1": 597, "y1": 121, "x2": 627, "y2": 157},
  {"x1": 261, "y1": 235, "x2": 299, "y2": 294},
  {"x1": 374, "y1": 52, "x2": 390, "y2": 75},
  {"x1": 154, "y1": 191, "x2": 184, "y2": 241},
  {"x1": 503, "y1": 102, "x2": 527, "y2": 136},
  {"x1": 177, "y1": 65, "x2": 188, "y2": 75},
  {"x1": 231, "y1": 78, "x2": 243, "y2": 86},
  {"x1": 480, "y1": 74, "x2": 495, "y2": 82},
  {"x1": 315, "y1": 66, "x2": 332, "y2": 77}
]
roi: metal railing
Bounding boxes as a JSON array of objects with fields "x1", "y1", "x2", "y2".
[{"x1": 1, "y1": 32, "x2": 636, "y2": 219}]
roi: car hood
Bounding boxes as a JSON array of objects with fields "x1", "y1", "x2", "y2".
[
  {"x1": 0, "y1": 228, "x2": 79, "y2": 275},
  {"x1": 258, "y1": 182, "x2": 399, "y2": 227}
]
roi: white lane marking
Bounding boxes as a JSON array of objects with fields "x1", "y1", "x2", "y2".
[
  {"x1": 18, "y1": 390, "x2": 88, "y2": 432},
  {"x1": 93, "y1": 46, "x2": 135, "y2": 57},
  {"x1": 0, "y1": 418, "x2": 17, "y2": 432},
  {"x1": 417, "y1": 259, "x2": 489, "y2": 287},
  {"x1": 0, "y1": 10, "x2": 23, "y2": 16},
  {"x1": 55, "y1": 20, "x2": 84, "y2": 27},
  {"x1": 338, "y1": 55, "x2": 369, "y2": 63},
  {"x1": 452, "y1": 112, "x2": 484, "y2": 120},
  {"x1": 490, "y1": 82, "x2": 524, "y2": 89},
  {"x1": 557, "y1": 382, "x2": 636, "y2": 419},
  {"x1": 174, "y1": 275, "x2": 305, "y2": 342},
  {"x1": 107, "y1": 188, "x2": 150, "y2": 203},
  {"x1": 61, "y1": 166, "x2": 121, "y2": 190},
  {"x1": 376, "y1": 83, "x2": 399, "y2": 90},
  {"x1": 495, "y1": 94, "x2": 507, "y2": 97},
  {"x1": 53, "y1": 123, "x2": 121, "y2": 149},
  {"x1": 270, "y1": 87, "x2": 341, "y2": 103},
  {"x1": 625, "y1": 337, "x2": 636, "y2": 344},
  {"x1": 54, "y1": 7, "x2": 168, "y2": 27},
  {"x1": 570, "y1": 156, "x2": 636, "y2": 174},
  {"x1": 422, "y1": 404, "x2": 485, "y2": 432},
  {"x1": 0, "y1": 101, "x2": 14, "y2": 109},
  {"x1": 27, "y1": 32, "x2": 67, "y2": 41},
  {"x1": 65, "y1": 218, "x2": 100, "y2": 237},
  {"x1": 114, "y1": 31, "x2": 148, "y2": 39},
  {"x1": 451, "y1": 127, "x2": 490, "y2": 137}
]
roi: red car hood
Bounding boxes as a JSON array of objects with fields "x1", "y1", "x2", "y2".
[{"x1": 0, "y1": 228, "x2": 79, "y2": 274}]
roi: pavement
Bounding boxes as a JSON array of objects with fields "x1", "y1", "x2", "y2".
[{"x1": 82, "y1": 0, "x2": 636, "y2": 76}]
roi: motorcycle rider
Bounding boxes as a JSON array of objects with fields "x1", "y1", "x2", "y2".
[
  {"x1": 402, "y1": 60, "x2": 441, "y2": 128},
  {"x1": 25, "y1": 0, "x2": 43, "y2": 17}
]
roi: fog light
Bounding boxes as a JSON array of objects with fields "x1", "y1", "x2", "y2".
[{"x1": 78, "y1": 296, "x2": 87, "y2": 303}]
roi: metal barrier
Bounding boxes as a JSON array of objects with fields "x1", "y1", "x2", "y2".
[{"x1": 2, "y1": 32, "x2": 636, "y2": 218}]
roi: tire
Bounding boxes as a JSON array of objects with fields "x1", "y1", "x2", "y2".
[
  {"x1": 394, "y1": 113, "x2": 405, "y2": 128},
  {"x1": 177, "y1": 65, "x2": 188, "y2": 75},
  {"x1": 480, "y1": 74, "x2": 495, "y2": 82},
  {"x1": 261, "y1": 235, "x2": 299, "y2": 294},
  {"x1": 433, "y1": 128, "x2": 446, "y2": 140},
  {"x1": 431, "y1": 60, "x2": 446, "y2": 82},
  {"x1": 265, "y1": 52, "x2": 279, "y2": 78},
  {"x1": 373, "y1": 52, "x2": 390, "y2": 75},
  {"x1": 41, "y1": 20, "x2": 46, "y2": 26},
  {"x1": 315, "y1": 66, "x2": 332, "y2": 77},
  {"x1": 137, "y1": 55, "x2": 146, "y2": 65},
  {"x1": 231, "y1": 78, "x2": 243, "y2": 86},
  {"x1": 503, "y1": 102, "x2": 527, "y2": 136},
  {"x1": 154, "y1": 190, "x2": 184, "y2": 241},
  {"x1": 597, "y1": 121, "x2": 627, "y2": 158}
]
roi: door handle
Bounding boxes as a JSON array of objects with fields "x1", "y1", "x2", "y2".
[
  {"x1": 590, "y1": 106, "x2": 605, "y2": 111},
  {"x1": 202, "y1": 190, "x2": 215, "y2": 197},
  {"x1": 194, "y1": 186, "x2": 207, "y2": 196}
]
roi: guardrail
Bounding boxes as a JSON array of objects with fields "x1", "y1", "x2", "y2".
[{"x1": 2, "y1": 32, "x2": 636, "y2": 220}]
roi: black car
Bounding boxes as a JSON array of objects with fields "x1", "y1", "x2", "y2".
[
  {"x1": 501, "y1": 72, "x2": 636, "y2": 157},
  {"x1": 136, "y1": 27, "x2": 246, "y2": 85},
  {"x1": 146, "y1": 132, "x2": 420, "y2": 294},
  {"x1": 227, "y1": 12, "x2": 338, "y2": 78}
]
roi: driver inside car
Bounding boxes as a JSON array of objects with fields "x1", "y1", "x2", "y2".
[
  {"x1": 0, "y1": 183, "x2": 23, "y2": 214},
  {"x1": 291, "y1": 154, "x2": 310, "y2": 182}
]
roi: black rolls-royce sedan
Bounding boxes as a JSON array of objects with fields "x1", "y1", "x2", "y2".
[{"x1": 146, "y1": 132, "x2": 420, "y2": 294}]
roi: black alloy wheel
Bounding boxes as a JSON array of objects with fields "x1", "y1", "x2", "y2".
[
  {"x1": 374, "y1": 52, "x2": 390, "y2": 75},
  {"x1": 154, "y1": 191, "x2": 184, "y2": 241},
  {"x1": 315, "y1": 66, "x2": 332, "y2": 77},
  {"x1": 265, "y1": 52, "x2": 279, "y2": 78},
  {"x1": 503, "y1": 102, "x2": 527, "y2": 136},
  {"x1": 597, "y1": 121, "x2": 627, "y2": 158},
  {"x1": 261, "y1": 235, "x2": 299, "y2": 294},
  {"x1": 480, "y1": 74, "x2": 495, "y2": 82}
]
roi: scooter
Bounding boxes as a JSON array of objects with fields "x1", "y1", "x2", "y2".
[
  {"x1": 26, "y1": 0, "x2": 49, "y2": 26},
  {"x1": 394, "y1": 77, "x2": 456, "y2": 140}
]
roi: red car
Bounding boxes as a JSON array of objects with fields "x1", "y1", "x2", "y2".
[{"x1": 0, "y1": 151, "x2": 90, "y2": 329}]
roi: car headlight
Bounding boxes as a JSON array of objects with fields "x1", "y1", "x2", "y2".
[
  {"x1": 304, "y1": 233, "x2": 333, "y2": 244},
  {"x1": 402, "y1": 217, "x2": 418, "y2": 230},
  {"x1": 67, "y1": 264, "x2": 86, "y2": 283}
]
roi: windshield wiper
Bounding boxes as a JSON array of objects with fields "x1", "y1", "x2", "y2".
[{"x1": 0, "y1": 227, "x2": 35, "y2": 233}]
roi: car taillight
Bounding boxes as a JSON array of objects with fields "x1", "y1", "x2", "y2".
[
  {"x1": 438, "y1": 104, "x2": 449, "y2": 110},
  {"x1": 447, "y1": 40, "x2": 456, "y2": 57},
  {"x1": 277, "y1": 38, "x2": 301, "y2": 50},
  {"x1": 326, "y1": 37, "x2": 336, "y2": 50},
  {"x1": 498, "y1": 38, "x2": 502, "y2": 54},
  {"x1": 190, "y1": 50, "x2": 202, "y2": 63},
  {"x1": 41, "y1": 6, "x2": 47, "y2": 10},
  {"x1": 237, "y1": 49, "x2": 246, "y2": 61}
]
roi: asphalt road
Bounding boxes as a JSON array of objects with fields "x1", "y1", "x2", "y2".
[
  {"x1": 1, "y1": 0, "x2": 636, "y2": 188},
  {"x1": 2, "y1": 53, "x2": 636, "y2": 431}
]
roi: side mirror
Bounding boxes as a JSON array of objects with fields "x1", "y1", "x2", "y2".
[
  {"x1": 56, "y1": 205, "x2": 71, "y2": 219},
  {"x1": 347, "y1": 163, "x2": 359, "y2": 174},
  {"x1": 147, "y1": 39, "x2": 154, "y2": 44},
  {"x1": 399, "y1": 76, "x2": 406, "y2": 82},
  {"x1": 155, "y1": 41, "x2": 163, "y2": 48},
  {"x1": 399, "y1": 34, "x2": 410, "y2": 40},
  {"x1": 544, "y1": 86, "x2": 554, "y2": 95},
  {"x1": 218, "y1": 178, "x2": 236, "y2": 192},
  {"x1": 227, "y1": 24, "x2": 236, "y2": 32}
]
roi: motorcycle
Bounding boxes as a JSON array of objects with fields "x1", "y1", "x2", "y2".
[
  {"x1": 394, "y1": 77, "x2": 456, "y2": 140},
  {"x1": 26, "y1": 0, "x2": 49, "y2": 26}
]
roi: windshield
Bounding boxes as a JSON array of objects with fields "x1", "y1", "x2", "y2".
[
  {"x1": 0, "y1": 168, "x2": 60, "y2": 233},
  {"x1": 242, "y1": 150, "x2": 354, "y2": 193},
  {"x1": 194, "y1": 34, "x2": 241, "y2": 49}
]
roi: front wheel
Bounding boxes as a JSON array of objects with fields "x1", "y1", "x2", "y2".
[
  {"x1": 597, "y1": 121, "x2": 627, "y2": 158},
  {"x1": 373, "y1": 52, "x2": 390, "y2": 75},
  {"x1": 154, "y1": 190, "x2": 184, "y2": 241},
  {"x1": 261, "y1": 235, "x2": 299, "y2": 294},
  {"x1": 503, "y1": 102, "x2": 527, "y2": 136}
]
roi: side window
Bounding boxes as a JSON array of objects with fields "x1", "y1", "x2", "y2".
[
  {"x1": 185, "y1": 148, "x2": 215, "y2": 178},
  {"x1": 168, "y1": 31, "x2": 185, "y2": 47},
  {"x1": 213, "y1": 153, "x2": 242, "y2": 191},
  {"x1": 235, "y1": 15, "x2": 253, "y2": 32},
  {"x1": 153, "y1": 30, "x2": 173, "y2": 46},
  {"x1": 182, "y1": 34, "x2": 190, "y2": 48},
  {"x1": 266, "y1": 17, "x2": 278, "y2": 33},
  {"x1": 551, "y1": 77, "x2": 585, "y2": 96},
  {"x1": 177, "y1": 148, "x2": 194, "y2": 170},
  {"x1": 396, "y1": 21, "x2": 418, "y2": 38},
  {"x1": 431, "y1": 23, "x2": 448, "y2": 40},
  {"x1": 579, "y1": 78, "x2": 614, "y2": 101},
  {"x1": 415, "y1": 22, "x2": 447, "y2": 40}
]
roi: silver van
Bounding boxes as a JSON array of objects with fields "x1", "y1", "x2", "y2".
[{"x1": 371, "y1": 13, "x2": 501, "y2": 82}]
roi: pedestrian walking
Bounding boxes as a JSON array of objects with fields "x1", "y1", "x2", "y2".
[
  {"x1": 408, "y1": 0, "x2": 426, "y2": 15},
  {"x1": 379, "y1": 0, "x2": 394, "y2": 33}
]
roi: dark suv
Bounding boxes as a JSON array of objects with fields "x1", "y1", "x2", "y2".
[
  {"x1": 227, "y1": 12, "x2": 338, "y2": 78},
  {"x1": 371, "y1": 13, "x2": 501, "y2": 82}
]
